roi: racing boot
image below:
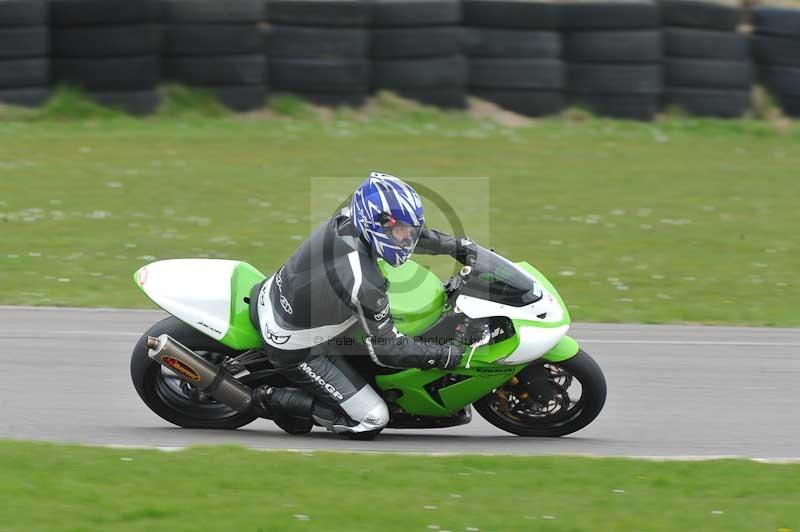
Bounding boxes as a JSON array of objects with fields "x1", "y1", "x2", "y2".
[{"x1": 253, "y1": 386, "x2": 315, "y2": 435}]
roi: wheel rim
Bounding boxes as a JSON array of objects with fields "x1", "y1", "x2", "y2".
[
  {"x1": 152, "y1": 350, "x2": 242, "y2": 422},
  {"x1": 485, "y1": 363, "x2": 586, "y2": 430}
]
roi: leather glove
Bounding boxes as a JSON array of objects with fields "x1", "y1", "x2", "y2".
[
  {"x1": 433, "y1": 346, "x2": 462, "y2": 370},
  {"x1": 455, "y1": 238, "x2": 479, "y2": 266}
]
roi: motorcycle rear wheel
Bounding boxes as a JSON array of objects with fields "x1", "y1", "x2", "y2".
[
  {"x1": 473, "y1": 350, "x2": 606, "y2": 437},
  {"x1": 130, "y1": 317, "x2": 259, "y2": 429}
]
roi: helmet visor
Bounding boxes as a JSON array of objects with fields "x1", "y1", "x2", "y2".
[{"x1": 383, "y1": 219, "x2": 422, "y2": 253}]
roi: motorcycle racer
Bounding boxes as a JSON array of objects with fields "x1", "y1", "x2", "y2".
[{"x1": 253, "y1": 172, "x2": 477, "y2": 435}]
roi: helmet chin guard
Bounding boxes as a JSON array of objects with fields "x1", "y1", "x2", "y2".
[{"x1": 350, "y1": 172, "x2": 425, "y2": 266}]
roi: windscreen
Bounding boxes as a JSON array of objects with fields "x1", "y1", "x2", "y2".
[{"x1": 460, "y1": 246, "x2": 542, "y2": 307}]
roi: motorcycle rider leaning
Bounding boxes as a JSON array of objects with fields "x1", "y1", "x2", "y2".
[{"x1": 253, "y1": 172, "x2": 477, "y2": 435}]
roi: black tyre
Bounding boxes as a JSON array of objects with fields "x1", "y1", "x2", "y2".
[
  {"x1": 131, "y1": 317, "x2": 259, "y2": 429},
  {"x1": 568, "y1": 63, "x2": 661, "y2": 94},
  {"x1": 560, "y1": 1, "x2": 659, "y2": 30},
  {"x1": 564, "y1": 30, "x2": 662, "y2": 63},
  {"x1": 373, "y1": 55, "x2": 467, "y2": 89},
  {"x1": 371, "y1": 0, "x2": 461, "y2": 28},
  {"x1": 752, "y1": 6, "x2": 800, "y2": 38},
  {"x1": 0, "y1": 27, "x2": 48, "y2": 58},
  {"x1": 664, "y1": 87, "x2": 750, "y2": 118},
  {"x1": 160, "y1": 0, "x2": 263, "y2": 24},
  {"x1": 50, "y1": 0, "x2": 159, "y2": 26},
  {"x1": 464, "y1": 29, "x2": 561, "y2": 59},
  {"x1": 0, "y1": 0, "x2": 46, "y2": 27},
  {"x1": 164, "y1": 55, "x2": 265, "y2": 85},
  {"x1": 267, "y1": 0, "x2": 370, "y2": 27},
  {"x1": 270, "y1": 58, "x2": 369, "y2": 91},
  {"x1": 0, "y1": 58, "x2": 48, "y2": 89},
  {"x1": 52, "y1": 25, "x2": 160, "y2": 58},
  {"x1": 0, "y1": 87, "x2": 50, "y2": 107},
  {"x1": 777, "y1": 95, "x2": 800, "y2": 117},
  {"x1": 665, "y1": 58, "x2": 752, "y2": 89},
  {"x1": 469, "y1": 58, "x2": 564, "y2": 89},
  {"x1": 371, "y1": 27, "x2": 462, "y2": 59},
  {"x1": 266, "y1": 26, "x2": 368, "y2": 58},
  {"x1": 89, "y1": 90, "x2": 160, "y2": 115},
  {"x1": 660, "y1": 0, "x2": 741, "y2": 31},
  {"x1": 462, "y1": 0, "x2": 559, "y2": 30},
  {"x1": 753, "y1": 35, "x2": 800, "y2": 68},
  {"x1": 471, "y1": 88, "x2": 565, "y2": 116},
  {"x1": 762, "y1": 66, "x2": 800, "y2": 97},
  {"x1": 664, "y1": 27, "x2": 749, "y2": 60},
  {"x1": 570, "y1": 93, "x2": 660, "y2": 120},
  {"x1": 165, "y1": 24, "x2": 262, "y2": 56},
  {"x1": 207, "y1": 85, "x2": 267, "y2": 111},
  {"x1": 474, "y1": 350, "x2": 606, "y2": 437},
  {"x1": 53, "y1": 56, "x2": 158, "y2": 90}
]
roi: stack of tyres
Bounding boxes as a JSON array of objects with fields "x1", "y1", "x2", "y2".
[
  {"x1": 0, "y1": 0, "x2": 49, "y2": 107},
  {"x1": 563, "y1": 0, "x2": 662, "y2": 120},
  {"x1": 371, "y1": 0, "x2": 467, "y2": 108},
  {"x1": 162, "y1": 0, "x2": 266, "y2": 111},
  {"x1": 266, "y1": 0, "x2": 370, "y2": 107},
  {"x1": 50, "y1": 0, "x2": 161, "y2": 115},
  {"x1": 463, "y1": 0, "x2": 564, "y2": 116},
  {"x1": 662, "y1": 0, "x2": 751, "y2": 117},
  {"x1": 752, "y1": 6, "x2": 800, "y2": 117}
]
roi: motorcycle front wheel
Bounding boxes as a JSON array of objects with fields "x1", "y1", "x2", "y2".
[
  {"x1": 130, "y1": 317, "x2": 259, "y2": 430},
  {"x1": 473, "y1": 350, "x2": 606, "y2": 437}
]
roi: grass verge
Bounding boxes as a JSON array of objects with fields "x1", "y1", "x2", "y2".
[
  {"x1": 1, "y1": 441, "x2": 798, "y2": 532},
  {"x1": 0, "y1": 89, "x2": 798, "y2": 325}
]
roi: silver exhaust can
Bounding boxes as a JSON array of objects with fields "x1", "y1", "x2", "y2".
[{"x1": 146, "y1": 334, "x2": 253, "y2": 413}]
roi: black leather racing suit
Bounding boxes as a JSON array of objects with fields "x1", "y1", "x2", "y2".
[{"x1": 254, "y1": 210, "x2": 464, "y2": 433}]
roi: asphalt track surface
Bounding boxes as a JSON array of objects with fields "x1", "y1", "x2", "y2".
[{"x1": 2, "y1": 307, "x2": 799, "y2": 459}]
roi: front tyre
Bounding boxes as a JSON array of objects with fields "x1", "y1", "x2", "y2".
[
  {"x1": 130, "y1": 317, "x2": 259, "y2": 429},
  {"x1": 473, "y1": 350, "x2": 606, "y2": 437}
]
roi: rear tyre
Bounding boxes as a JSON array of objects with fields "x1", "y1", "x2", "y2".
[
  {"x1": 473, "y1": 350, "x2": 606, "y2": 437},
  {"x1": 130, "y1": 317, "x2": 258, "y2": 429}
]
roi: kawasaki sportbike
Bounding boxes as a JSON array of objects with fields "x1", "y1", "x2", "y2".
[{"x1": 131, "y1": 245, "x2": 606, "y2": 438}]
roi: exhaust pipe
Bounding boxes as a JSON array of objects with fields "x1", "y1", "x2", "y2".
[{"x1": 147, "y1": 334, "x2": 255, "y2": 414}]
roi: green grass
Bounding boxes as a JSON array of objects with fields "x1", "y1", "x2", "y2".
[
  {"x1": 0, "y1": 89, "x2": 798, "y2": 325},
  {"x1": 0, "y1": 441, "x2": 798, "y2": 532}
]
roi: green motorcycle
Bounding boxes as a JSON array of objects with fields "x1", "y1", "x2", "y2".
[{"x1": 130, "y1": 245, "x2": 606, "y2": 438}]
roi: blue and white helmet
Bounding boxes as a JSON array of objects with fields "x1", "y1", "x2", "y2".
[{"x1": 350, "y1": 172, "x2": 425, "y2": 266}]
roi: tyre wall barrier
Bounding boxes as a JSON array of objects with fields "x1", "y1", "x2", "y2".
[
  {"x1": 370, "y1": 0, "x2": 467, "y2": 109},
  {"x1": 563, "y1": 0, "x2": 662, "y2": 120},
  {"x1": 752, "y1": 6, "x2": 800, "y2": 117},
  {"x1": 0, "y1": 0, "x2": 797, "y2": 119},
  {"x1": 661, "y1": 0, "x2": 752, "y2": 118},
  {"x1": 49, "y1": 0, "x2": 161, "y2": 115},
  {"x1": 162, "y1": 0, "x2": 266, "y2": 111},
  {"x1": 0, "y1": 0, "x2": 49, "y2": 107},
  {"x1": 266, "y1": 0, "x2": 371, "y2": 107},
  {"x1": 463, "y1": 0, "x2": 564, "y2": 116}
]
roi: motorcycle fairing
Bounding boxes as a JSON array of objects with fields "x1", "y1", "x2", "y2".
[
  {"x1": 375, "y1": 260, "x2": 580, "y2": 417},
  {"x1": 377, "y1": 258, "x2": 446, "y2": 336},
  {"x1": 375, "y1": 333, "x2": 580, "y2": 417},
  {"x1": 134, "y1": 259, "x2": 265, "y2": 350}
]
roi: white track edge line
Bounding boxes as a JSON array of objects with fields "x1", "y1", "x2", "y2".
[{"x1": 96, "y1": 444, "x2": 800, "y2": 462}]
